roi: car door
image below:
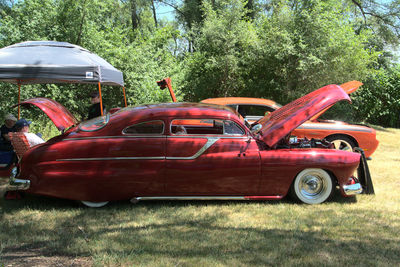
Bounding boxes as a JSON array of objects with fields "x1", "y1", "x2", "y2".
[{"x1": 165, "y1": 118, "x2": 261, "y2": 195}]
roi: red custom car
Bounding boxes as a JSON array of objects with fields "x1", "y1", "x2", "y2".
[
  {"x1": 201, "y1": 81, "x2": 379, "y2": 158},
  {"x1": 5, "y1": 84, "x2": 374, "y2": 207}
]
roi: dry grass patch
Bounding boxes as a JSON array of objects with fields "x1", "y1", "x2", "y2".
[{"x1": 1, "y1": 128, "x2": 399, "y2": 266}]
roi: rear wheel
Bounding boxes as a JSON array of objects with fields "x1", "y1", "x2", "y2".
[
  {"x1": 290, "y1": 168, "x2": 333, "y2": 204},
  {"x1": 326, "y1": 135, "x2": 355, "y2": 152},
  {"x1": 81, "y1": 201, "x2": 109, "y2": 208}
]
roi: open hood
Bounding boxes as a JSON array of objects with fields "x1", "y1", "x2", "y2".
[
  {"x1": 309, "y1": 80, "x2": 362, "y2": 121},
  {"x1": 256, "y1": 84, "x2": 351, "y2": 147},
  {"x1": 15, "y1": 98, "x2": 78, "y2": 131}
]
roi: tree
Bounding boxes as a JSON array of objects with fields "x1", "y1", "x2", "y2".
[
  {"x1": 183, "y1": 0, "x2": 259, "y2": 100},
  {"x1": 244, "y1": 0, "x2": 378, "y2": 103}
]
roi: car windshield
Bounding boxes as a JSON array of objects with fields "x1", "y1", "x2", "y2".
[{"x1": 79, "y1": 113, "x2": 110, "y2": 132}]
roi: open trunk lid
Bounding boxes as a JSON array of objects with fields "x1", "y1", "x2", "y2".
[{"x1": 15, "y1": 98, "x2": 78, "y2": 131}]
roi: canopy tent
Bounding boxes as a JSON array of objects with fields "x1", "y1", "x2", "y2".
[{"x1": 0, "y1": 41, "x2": 126, "y2": 118}]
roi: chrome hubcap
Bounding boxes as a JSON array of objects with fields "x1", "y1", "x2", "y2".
[
  {"x1": 332, "y1": 140, "x2": 353, "y2": 151},
  {"x1": 300, "y1": 174, "x2": 326, "y2": 199}
]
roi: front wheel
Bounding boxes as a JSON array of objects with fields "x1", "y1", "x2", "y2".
[{"x1": 290, "y1": 168, "x2": 333, "y2": 204}]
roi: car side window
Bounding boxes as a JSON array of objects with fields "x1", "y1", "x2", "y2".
[
  {"x1": 123, "y1": 120, "x2": 164, "y2": 135},
  {"x1": 223, "y1": 120, "x2": 245, "y2": 135},
  {"x1": 171, "y1": 119, "x2": 244, "y2": 136}
]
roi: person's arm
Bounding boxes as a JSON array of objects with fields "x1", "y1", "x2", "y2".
[{"x1": 26, "y1": 133, "x2": 45, "y2": 147}]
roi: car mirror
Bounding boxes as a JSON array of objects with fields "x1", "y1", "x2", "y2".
[{"x1": 251, "y1": 123, "x2": 262, "y2": 134}]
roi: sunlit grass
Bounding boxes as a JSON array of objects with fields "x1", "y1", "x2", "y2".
[{"x1": 1, "y1": 128, "x2": 399, "y2": 266}]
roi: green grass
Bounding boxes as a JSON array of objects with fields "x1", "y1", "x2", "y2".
[{"x1": 1, "y1": 128, "x2": 399, "y2": 266}]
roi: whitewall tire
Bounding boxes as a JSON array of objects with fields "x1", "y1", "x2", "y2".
[{"x1": 291, "y1": 168, "x2": 333, "y2": 204}]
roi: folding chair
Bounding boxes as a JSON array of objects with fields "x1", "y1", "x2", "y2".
[
  {"x1": 8, "y1": 132, "x2": 30, "y2": 160},
  {"x1": 5, "y1": 132, "x2": 30, "y2": 199}
]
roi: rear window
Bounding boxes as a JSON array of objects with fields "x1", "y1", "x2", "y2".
[{"x1": 79, "y1": 114, "x2": 110, "y2": 132}]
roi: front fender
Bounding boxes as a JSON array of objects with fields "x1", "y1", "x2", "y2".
[{"x1": 259, "y1": 148, "x2": 361, "y2": 196}]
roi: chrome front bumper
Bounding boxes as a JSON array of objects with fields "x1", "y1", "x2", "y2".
[
  {"x1": 343, "y1": 183, "x2": 363, "y2": 196},
  {"x1": 6, "y1": 167, "x2": 30, "y2": 191}
]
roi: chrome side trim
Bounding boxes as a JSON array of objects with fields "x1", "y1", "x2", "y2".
[
  {"x1": 56, "y1": 156, "x2": 165, "y2": 162},
  {"x1": 343, "y1": 183, "x2": 363, "y2": 196},
  {"x1": 64, "y1": 135, "x2": 247, "y2": 141},
  {"x1": 64, "y1": 135, "x2": 166, "y2": 141},
  {"x1": 167, "y1": 135, "x2": 246, "y2": 139},
  {"x1": 166, "y1": 137, "x2": 219, "y2": 160},
  {"x1": 59, "y1": 136, "x2": 247, "y2": 162},
  {"x1": 131, "y1": 196, "x2": 246, "y2": 202},
  {"x1": 296, "y1": 125, "x2": 372, "y2": 133}
]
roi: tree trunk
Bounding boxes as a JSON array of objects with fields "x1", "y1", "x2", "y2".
[
  {"x1": 151, "y1": 0, "x2": 158, "y2": 28},
  {"x1": 131, "y1": 0, "x2": 140, "y2": 31},
  {"x1": 245, "y1": 0, "x2": 255, "y2": 21}
]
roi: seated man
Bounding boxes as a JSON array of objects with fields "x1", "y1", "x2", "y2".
[
  {"x1": 14, "y1": 119, "x2": 45, "y2": 147},
  {"x1": 174, "y1": 126, "x2": 187, "y2": 135},
  {"x1": 0, "y1": 113, "x2": 17, "y2": 151}
]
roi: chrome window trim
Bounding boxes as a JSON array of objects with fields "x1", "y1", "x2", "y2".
[
  {"x1": 170, "y1": 118, "x2": 245, "y2": 137},
  {"x1": 122, "y1": 120, "x2": 165, "y2": 135}
]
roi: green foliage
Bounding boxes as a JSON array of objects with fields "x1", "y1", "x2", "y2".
[
  {"x1": 183, "y1": 0, "x2": 259, "y2": 100},
  {"x1": 353, "y1": 66, "x2": 400, "y2": 127},
  {"x1": 0, "y1": 0, "x2": 399, "y2": 128},
  {"x1": 0, "y1": 0, "x2": 184, "y2": 125},
  {"x1": 245, "y1": 0, "x2": 378, "y2": 103}
]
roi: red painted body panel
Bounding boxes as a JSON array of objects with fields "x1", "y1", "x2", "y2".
[
  {"x1": 11, "y1": 86, "x2": 365, "y2": 203},
  {"x1": 165, "y1": 137, "x2": 261, "y2": 195}
]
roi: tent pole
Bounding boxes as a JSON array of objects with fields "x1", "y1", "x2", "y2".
[
  {"x1": 123, "y1": 87, "x2": 127, "y2": 107},
  {"x1": 98, "y1": 82, "x2": 103, "y2": 116},
  {"x1": 18, "y1": 82, "x2": 21, "y2": 119},
  {"x1": 165, "y1": 78, "x2": 177, "y2": 102}
]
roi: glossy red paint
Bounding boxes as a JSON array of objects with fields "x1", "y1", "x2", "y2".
[
  {"x1": 257, "y1": 84, "x2": 350, "y2": 147},
  {"x1": 6, "y1": 85, "x2": 371, "y2": 205}
]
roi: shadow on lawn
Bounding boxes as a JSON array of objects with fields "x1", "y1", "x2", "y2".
[
  {"x1": 1, "y1": 197, "x2": 399, "y2": 266},
  {"x1": 0, "y1": 186, "x2": 356, "y2": 213}
]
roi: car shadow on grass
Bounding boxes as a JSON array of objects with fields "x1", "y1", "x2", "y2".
[{"x1": 0, "y1": 186, "x2": 357, "y2": 213}]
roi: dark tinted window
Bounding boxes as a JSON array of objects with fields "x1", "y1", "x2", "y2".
[{"x1": 123, "y1": 120, "x2": 164, "y2": 135}]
